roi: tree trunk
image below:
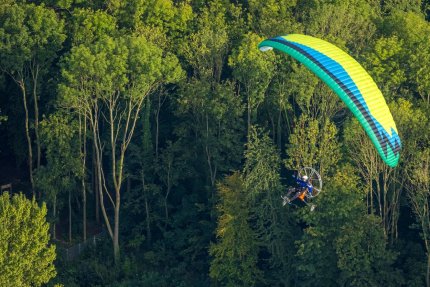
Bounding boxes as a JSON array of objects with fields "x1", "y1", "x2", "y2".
[
  {"x1": 93, "y1": 150, "x2": 100, "y2": 224},
  {"x1": 68, "y1": 189, "x2": 72, "y2": 243},
  {"x1": 80, "y1": 116, "x2": 87, "y2": 241},
  {"x1": 114, "y1": 186, "x2": 120, "y2": 263},
  {"x1": 31, "y1": 64, "x2": 41, "y2": 171},
  {"x1": 52, "y1": 195, "x2": 56, "y2": 240},
  {"x1": 83, "y1": 179, "x2": 87, "y2": 241},
  {"x1": 156, "y1": 94, "x2": 161, "y2": 159},
  {"x1": 142, "y1": 173, "x2": 151, "y2": 247},
  {"x1": 91, "y1": 117, "x2": 114, "y2": 243},
  {"x1": 19, "y1": 82, "x2": 34, "y2": 195}
]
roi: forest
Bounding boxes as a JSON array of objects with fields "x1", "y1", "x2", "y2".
[{"x1": 0, "y1": 0, "x2": 429, "y2": 286}]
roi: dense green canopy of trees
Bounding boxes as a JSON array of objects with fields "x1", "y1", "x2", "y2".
[{"x1": 0, "y1": 0, "x2": 429, "y2": 286}]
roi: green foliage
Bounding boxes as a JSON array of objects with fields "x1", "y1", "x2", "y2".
[
  {"x1": 296, "y1": 167, "x2": 402, "y2": 286},
  {"x1": 382, "y1": 0, "x2": 424, "y2": 14},
  {"x1": 247, "y1": 0, "x2": 302, "y2": 36},
  {"x1": 107, "y1": 0, "x2": 193, "y2": 37},
  {"x1": 285, "y1": 115, "x2": 319, "y2": 169},
  {"x1": 180, "y1": 1, "x2": 230, "y2": 81},
  {"x1": 60, "y1": 29, "x2": 183, "y2": 110},
  {"x1": 210, "y1": 173, "x2": 262, "y2": 287},
  {"x1": 380, "y1": 11, "x2": 430, "y2": 42},
  {"x1": 175, "y1": 80, "x2": 244, "y2": 186},
  {"x1": 2, "y1": 0, "x2": 430, "y2": 285},
  {"x1": 408, "y1": 35, "x2": 430, "y2": 103},
  {"x1": 335, "y1": 215, "x2": 403, "y2": 286},
  {"x1": 69, "y1": 9, "x2": 117, "y2": 46},
  {"x1": 364, "y1": 36, "x2": 406, "y2": 98},
  {"x1": 243, "y1": 126, "x2": 281, "y2": 195},
  {"x1": 285, "y1": 114, "x2": 340, "y2": 177},
  {"x1": 229, "y1": 32, "x2": 275, "y2": 126},
  {"x1": 0, "y1": 2, "x2": 65, "y2": 74},
  {"x1": 0, "y1": 193, "x2": 56, "y2": 286},
  {"x1": 243, "y1": 126, "x2": 299, "y2": 285},
  {"x1": 389, "y1": 98, "x2": 428, "y2": 158},
  {"x1": 35, "y1": 112, "x2": 80, "y2": 203},
  {"x1": 298, "y1": 0, "x2": 379, "y2": 52}
]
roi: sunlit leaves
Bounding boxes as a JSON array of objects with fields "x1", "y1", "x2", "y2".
[
  {"x1": 0, "y1": 3, "x2": 65, "y2": 73},
  {"x1": 0, "y1": 193, "x2": 56, "y2": 287},
  {"x1": 364, "y1": 36, "x2": 406, "y2": 98}
]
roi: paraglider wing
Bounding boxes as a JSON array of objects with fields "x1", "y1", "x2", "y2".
[{"x1": 259, "y1": 34, "x2": 401, "y2": 167}]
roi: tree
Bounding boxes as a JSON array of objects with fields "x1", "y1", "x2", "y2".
[
  {"x1": 285, "y1": 113, "x2": 340, "y2": 178},
  {"x1": 298, "y1": 0, "x2": 379, "y2": 53},
  {"x1": 364, "y1": 36, "x2": 407, "y2": 99},
  {"x1": 177, "y1": 2, "x2": 245, "y2": 188},
  {"x1": 243, "y1": 126, "x2": 299, "y2": 286},
  {"x1": 180, "y1": 1, "x2": 230, "y2": 82},
  {"x1": 156, "y1": 140, "x2": 187, "y2": 227},
  {"x1": 409, "y1": 35, "x2": 430, "y2": 105},
  {"x1": 344, "y1": 99, "x2": 427, "y2": 242},
  {"x1": 335, "y1": 215, "x2": 403, "y2": 286},
  {"x1": 381, "y1": 0, "x2": 424, "y2": 14},
  {"x1": 406, "y1": 149, "x2": 430, "y2": 287},
  {"x1": 60, "y1": 22, "x2": 183, "y2": 262},
  {"x1": 0, "y1": 2, "x2": 65, "y2": 194},
  {"x1": 229, "y1": 32, "x2": 275, "y2": 136},
  {"x1": 247, "y1": 0, "x2": 301, "y2": 36},
  {"x1": 175, "y1": 80, "x2": 244, "y2": 188},
  {"x1": 210, "y1": 172, "x2": 262, "y2": 286},
  {"x1": 0, "y1": 193, "x2": 56, "y2": 286},
  {"x1": 295, "y1": 166, "x2": 402, "y2": 286},
  {"x1": 397, "y1": 100, "x2": 430, "y2": 286},
  {"x1": 35, "y1": 112, "x2": 81, "y2": 242},
  {"x1": 109, "y1": 0, "x2": 193, "y2": 40}
]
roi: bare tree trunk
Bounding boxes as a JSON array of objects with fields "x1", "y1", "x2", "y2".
[
  {"x1": 80, "y1": 115, "x2": 87, "y2": 241},
  {"x1": 68, "y1": 189, "x2": 72, "y2": 243},
  {"x1": 31, "y1": 64, "x2": 41, "y2": 171},
  {"x1": 19, "y1": 81, "x2": 34, "y2": 196},
  {"x1": 93, "y1": 89, "x2": 146, "y2": 264},
  {"x1": 155, "y1": 94, "x2": 160, "y2": 159},
  {"x1": 91, "y1": 112, "x2": 114, "y2": 242},
  {"x1": 114, "y1": 187, "x2": 120, "y2": 263},
  {"x1": 93, "y1": 150, "x2": 100, "y2": 224},
  {"x1": 83, "y1": 178, "x2": 87, "y2": 241}
]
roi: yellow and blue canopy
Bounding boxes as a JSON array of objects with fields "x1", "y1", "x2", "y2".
[{"x1": 259, "y1": 34, "x2": 401, "y2": 167}]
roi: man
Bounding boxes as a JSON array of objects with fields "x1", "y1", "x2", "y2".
[
  {"x1": 293, "y1": 174, "x2": 314, "y2": 199},
  {"x1": 282, "y1": 173, "x2": 314, "y2": 206}
]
